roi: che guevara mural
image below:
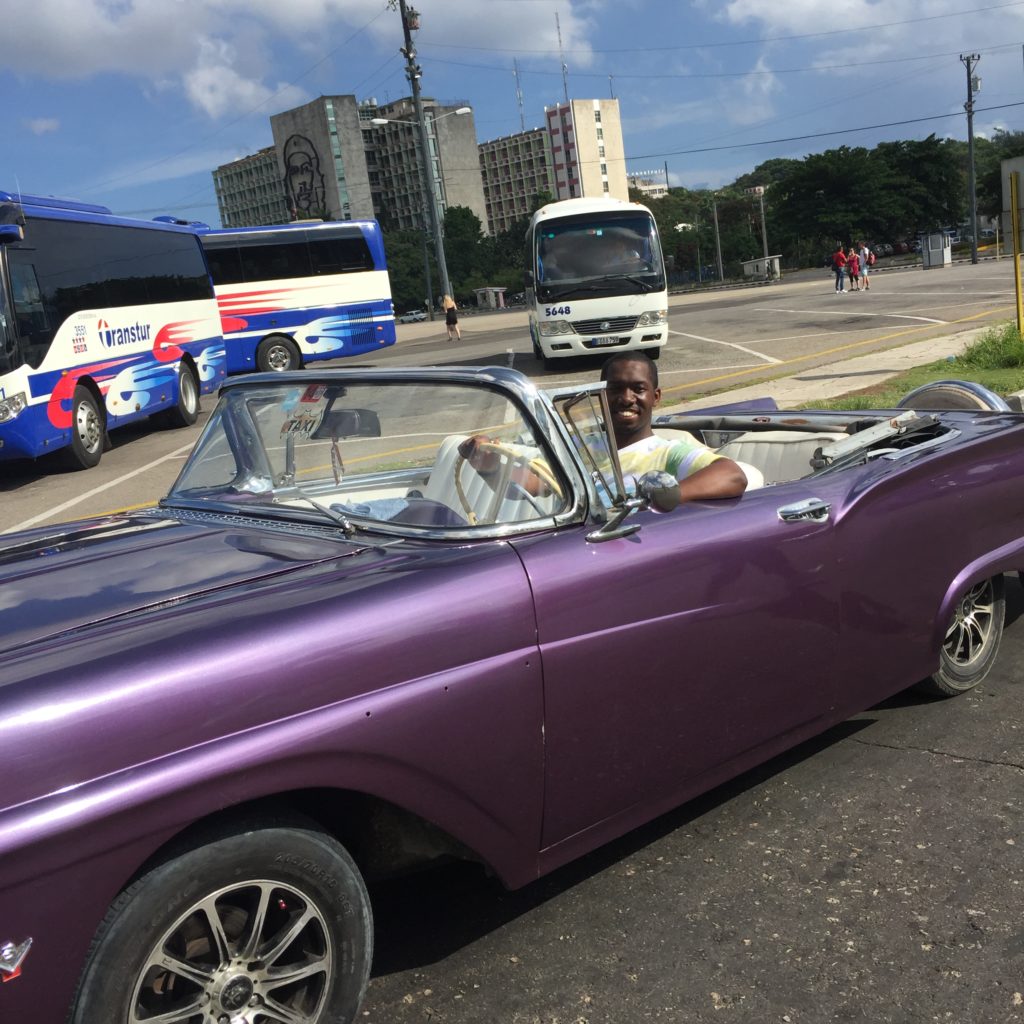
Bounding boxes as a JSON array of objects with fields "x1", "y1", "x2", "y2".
[{"x1": 282, "y1": 135, "x2": 326, "y2": 218}]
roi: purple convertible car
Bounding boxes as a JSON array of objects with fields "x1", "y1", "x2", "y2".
[{"x1": 1, "y1": 367, "x2": 1019, "y2": 1022}]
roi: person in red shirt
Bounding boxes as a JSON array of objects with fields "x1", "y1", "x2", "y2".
[
  {"x1": 832, "y1": 245, "x2": 847, "y2": 293},
  {"x1": 847, "y1": 247, "x2": 861, "y2": 291}
]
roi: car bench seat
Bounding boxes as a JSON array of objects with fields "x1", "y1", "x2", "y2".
[{"x1": 713, "y1": 430, "x2": 847, "y2": 485}]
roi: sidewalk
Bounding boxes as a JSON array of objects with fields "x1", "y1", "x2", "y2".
[{"x1": 661, "y1": 325, "x2": 993, "y2": 413}]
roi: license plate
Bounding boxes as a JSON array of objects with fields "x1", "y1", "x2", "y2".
[{"x1": 590, "y1": 336, "x2": 618, "y2": 347}]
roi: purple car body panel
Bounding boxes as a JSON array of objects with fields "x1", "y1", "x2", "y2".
[{"x1": 2, "y1": 365, "x2": 1024, "y2": 1022}]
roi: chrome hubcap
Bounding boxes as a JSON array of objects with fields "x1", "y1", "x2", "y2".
[
  {"x1": 75, "y1": 399, "x2": 101, "y2": 453},
  {"x1": 943, "y1": 580, "x2": 996, "y2": 668},
  {"x1": 129, "y1": 880, "x2": 332, "y2": 1024},
  {"x1": 267, "y1": 345, "x2": 292, "y2": 371}
]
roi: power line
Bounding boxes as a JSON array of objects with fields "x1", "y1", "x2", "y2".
[
  {"x1": 626, "y1": 101, "x2": 1024, "y2": 161},
  {"x1": 420, "y1": 0, "x2": 1024, "y2": 55},
  {"x1": 423, "y1": 40, "x2": 1023, "y2": 82}
]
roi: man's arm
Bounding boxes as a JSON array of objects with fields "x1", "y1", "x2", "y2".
[{"x1": 677, "y1": 457, "x2": 748, "y2": 502}]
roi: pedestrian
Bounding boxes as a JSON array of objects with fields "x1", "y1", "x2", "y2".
[
  {"x1": 847, "y1": 247, "x2": 861, "y2": 292},
  {"x1": 832, "y1": 244, "x2": 847, "y2": 293},
  {"x1": 858, "y1": 241, "x2": 872, "y2": 291},
  {"x1": 443, "y1": 295, "x2": 460, "y2": 341}
]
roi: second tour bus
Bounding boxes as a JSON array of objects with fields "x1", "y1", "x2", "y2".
[
  {"x1": 526, "y1": 197, "x2": 668, "y2": 368},
  {"x1": 198, "y1": 221, "x2": 396, "y2": 374},
  {"x1": 0, "y1": 191, "x2": 225, "y2": 470}
]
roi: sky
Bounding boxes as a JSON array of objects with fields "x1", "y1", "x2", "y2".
[{"x1": 2, "y1": 0, "x2": 1023, "y2": 227}]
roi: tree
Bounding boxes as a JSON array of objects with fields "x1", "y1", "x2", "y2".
[
  {"x1": 442, "y1": 206, "x2": 485, "y2": 293},
  {"x1": 975, "y1": 128, "x2": 1024, "y2": 218}
]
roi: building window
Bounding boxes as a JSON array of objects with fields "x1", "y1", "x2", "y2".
[
  {"x1": 596, "y1": 128, "x2": 604, "y2": 140},
  {"x1": 594, "y1": 110, "x2": 602, "y2": 123},
  {"x1": 600, "y1": 162, "x2": 607, "y2": 175},
  {"x1": 603, "y1": 181, "x2": 610, "y2": 192}
]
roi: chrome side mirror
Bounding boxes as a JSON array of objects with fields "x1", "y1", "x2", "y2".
[{"x1": 635, "y1": 470, "x2": 680, "y2": 513}]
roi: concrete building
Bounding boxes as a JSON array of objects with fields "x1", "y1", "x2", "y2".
[
  {"x1": 269, "y1": 95, "x2": 375, "y2": 222},
  {"x1": 479, "y1": 127, "x2": 556, "y2": 235},
  {"x1": 627, "y1": 170, "x2": 669, "y2": 201},
  {"x1": 544, "y1": 99, "x2": 628, "y2": 202},
  {"x1": 212, "y1": 147, "x2": 291, "y2": 228},
  {"x1": 361, "y1": 97, "x2": 487, "y2": 233}
]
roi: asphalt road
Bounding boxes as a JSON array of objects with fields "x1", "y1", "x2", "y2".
[
  {"x1": 2, "y1": 257, "x2": 1019, "y2": 532},
  {"x1": 359, "y1": 583, "x2": 1024, "y2": 1024}
]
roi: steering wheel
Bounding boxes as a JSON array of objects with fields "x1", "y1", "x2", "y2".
[{"x1": 454, "y1": 440, "x2": 564, "y2": 525}]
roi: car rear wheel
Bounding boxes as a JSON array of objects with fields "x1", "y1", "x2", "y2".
[
  {"x1": 64, "y1": 386, "x2": 104, "y2": 470},
  {"x1": 164, "y1": 363, "x2": 200, "y2": 428},
  {"x1": 257, "y1": 336, "x2": 301, "y2": 372},
  {"x1": 918, "y1": 575, "x2": 1005, "y2": 697},
  {"x1": 70, "y1": 824, "x2": 373, "y2": 1024}
]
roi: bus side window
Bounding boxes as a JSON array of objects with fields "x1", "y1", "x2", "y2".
[
  {"x1": 8, "y1": 258, "x2": 53, "y2": 368},
  {"x1": 308, "y1": 236, "x2": 374, "y2": 275}
]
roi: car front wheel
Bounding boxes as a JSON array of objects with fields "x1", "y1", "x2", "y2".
[
  {"x1": 70, "y1": 824, "x2": 373, "y2": 1024},
  {"x1": 918, "y1": 575, "x2": 1005, "y2": 697}
]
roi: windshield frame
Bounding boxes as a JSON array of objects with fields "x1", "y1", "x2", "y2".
[{"x1": 161, "y1": 367, "x2": 591, "y2": 541}]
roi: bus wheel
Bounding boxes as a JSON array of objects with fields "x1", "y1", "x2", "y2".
[
  {"x1": 65, "y1": 386, "x2": 104, "y2": 470},
  {"x1": 257, "y1": 336, "x2": 301, "y2": 372},
  {"x1": 165, "y1": 364, "x2": 200, "y2": 428}
]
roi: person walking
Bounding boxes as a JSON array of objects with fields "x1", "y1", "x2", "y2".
[
  {"x1": 443, "y1": 295, "x2": 461, "y2": 341},
  {"x1": 847, "y1": 247, "x2": 861, "y2": 292},
  {"x1": 832, "y1": 244, "x2": 847, "y2": 293}
]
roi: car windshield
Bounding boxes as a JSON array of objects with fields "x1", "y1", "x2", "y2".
[
  {"x1": 166, "y1": 378, "x2": 569, "y2": 532},
  {"x1": 535, "y1": 212, "x2": 665, "y2": 300}
]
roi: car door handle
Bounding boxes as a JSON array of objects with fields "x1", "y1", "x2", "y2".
[{"x1": 777, "y1": 497, "x2": 831, "y2": 523}]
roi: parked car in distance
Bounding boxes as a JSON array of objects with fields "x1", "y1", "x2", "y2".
[
  {"x1": 3, "y1": 368, "x2": 1022, "y2": 1024},
  {"x1": 397, "y1": 309, "x2": 428, "y2": 323}
]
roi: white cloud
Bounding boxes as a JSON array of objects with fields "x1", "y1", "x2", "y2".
[
  {"x1": 25, "y1": 117, "x2": 59, "y2": 135},
  {"x1": 183, "y1": 38, "x2": 308, "y2": 120}
]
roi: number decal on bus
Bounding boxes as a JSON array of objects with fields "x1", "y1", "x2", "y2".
[{"x1": 544, "y1": 306, "x2": 572, "y2": 317}]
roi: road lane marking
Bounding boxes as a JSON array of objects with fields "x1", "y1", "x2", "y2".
[
  {"x1": 659, "y1": 304, "x2": 1012, "y2": 400},
  {"x1": 755, "y1": 307, "x2": 948, "y2": 324},
  {"x1": 670, "y1": 329, "x2": 782, "y2": 364},
  {"x1": 3, "y1": 439, "x2": 197, "y2": 535}
]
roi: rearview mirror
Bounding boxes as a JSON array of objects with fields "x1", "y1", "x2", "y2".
[
  {"x1": 312, "y1": 408, "x2": 382, "y2": 440},
  {"x1": 0, "y1": 223, "x2": 24, "y2": 243}
]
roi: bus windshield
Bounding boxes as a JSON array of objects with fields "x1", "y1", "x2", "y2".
[{"x1": 535, "y1": 212, "x2": 665, "y2": 300}]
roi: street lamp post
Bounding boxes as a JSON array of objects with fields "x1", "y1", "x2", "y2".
[{"x1": 384, "y1": 0, "x2": 469, "y2": 304}]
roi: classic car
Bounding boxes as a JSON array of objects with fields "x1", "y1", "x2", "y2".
[
  {"x1": 2, "y1": 367, "x2": 1020, "y2": 1023},
  {"x1": 396, "y1": 309, "x2": 428, "y2": 323}
]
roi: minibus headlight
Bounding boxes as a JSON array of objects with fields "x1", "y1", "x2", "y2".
[
  {"x1": 538, "y1": 320, "x2": 574, "y2": 337},
  {"x1": 637, "y1": 309, "x2": 668, "y2": 327},
  {"x1": 0, "y1": 392, "x2": 27, "y2": 423}
]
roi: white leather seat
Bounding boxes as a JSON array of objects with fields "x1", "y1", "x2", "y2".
[{"x1": 715, "y1": 430, "x2": 846, "y2": 485}]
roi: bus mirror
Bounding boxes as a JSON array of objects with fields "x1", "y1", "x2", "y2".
[{"x1": 0, "y1": 224, "x2": 24, "y2": 243}]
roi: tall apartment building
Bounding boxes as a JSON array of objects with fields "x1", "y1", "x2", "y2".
[
  {"x1": 359, "y1": 97, "x2": 487, "y2": 232},
  {"x1": 212, "y1": 147, "x2": 291, "y2": 228},
  {"x1": 211, "y1": 94, "x2": 486, "y2": 231},
  {"x1": 479, "y1": 127, "x2": 556, "y2": 236},
  {"x1": 544, "y1": 98, "x2": 628, "y2": 202}
]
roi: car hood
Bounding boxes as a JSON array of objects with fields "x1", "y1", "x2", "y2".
[{"x1": 0, "y1": 510, "x2": 371, "y2": 658}]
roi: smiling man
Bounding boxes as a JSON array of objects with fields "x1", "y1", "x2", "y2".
[{"x1": 601, "y1": 352, "x2": 748, "y2": 502}]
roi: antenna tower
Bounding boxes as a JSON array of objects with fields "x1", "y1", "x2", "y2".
[{"x1": 556, "y1": 11, "x2": 569, "y2": 103}]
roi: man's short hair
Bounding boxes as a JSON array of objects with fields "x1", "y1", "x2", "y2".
[{"x1": 600, "y1": 351, "x2": 659, "y2": 388}]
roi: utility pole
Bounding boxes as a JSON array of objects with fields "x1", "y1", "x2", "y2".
[
  {"x1": 394, "y1": 1, "x2": 453, "y2": 301},
  {"x1": 712, "y1": 196, "x2": 724, "y2": 282},
  {"x1": 962, "y1": 52, "x2": 982, "y2": 265},
  {"x1": 745, "y1": 185, "x2": 769, "y2": 261}
]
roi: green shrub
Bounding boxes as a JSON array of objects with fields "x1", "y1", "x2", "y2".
[{"x1": 955, "y1": 322, "x2": 1024, "y2": 369}]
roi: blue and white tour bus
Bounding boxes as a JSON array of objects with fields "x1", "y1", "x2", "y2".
[
  {"x1": 0, "y1": 191, "x2": 225, "y2": 470},
  {"x1": 198, "y1": 221, "x2": 396, "y2": 374}
]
